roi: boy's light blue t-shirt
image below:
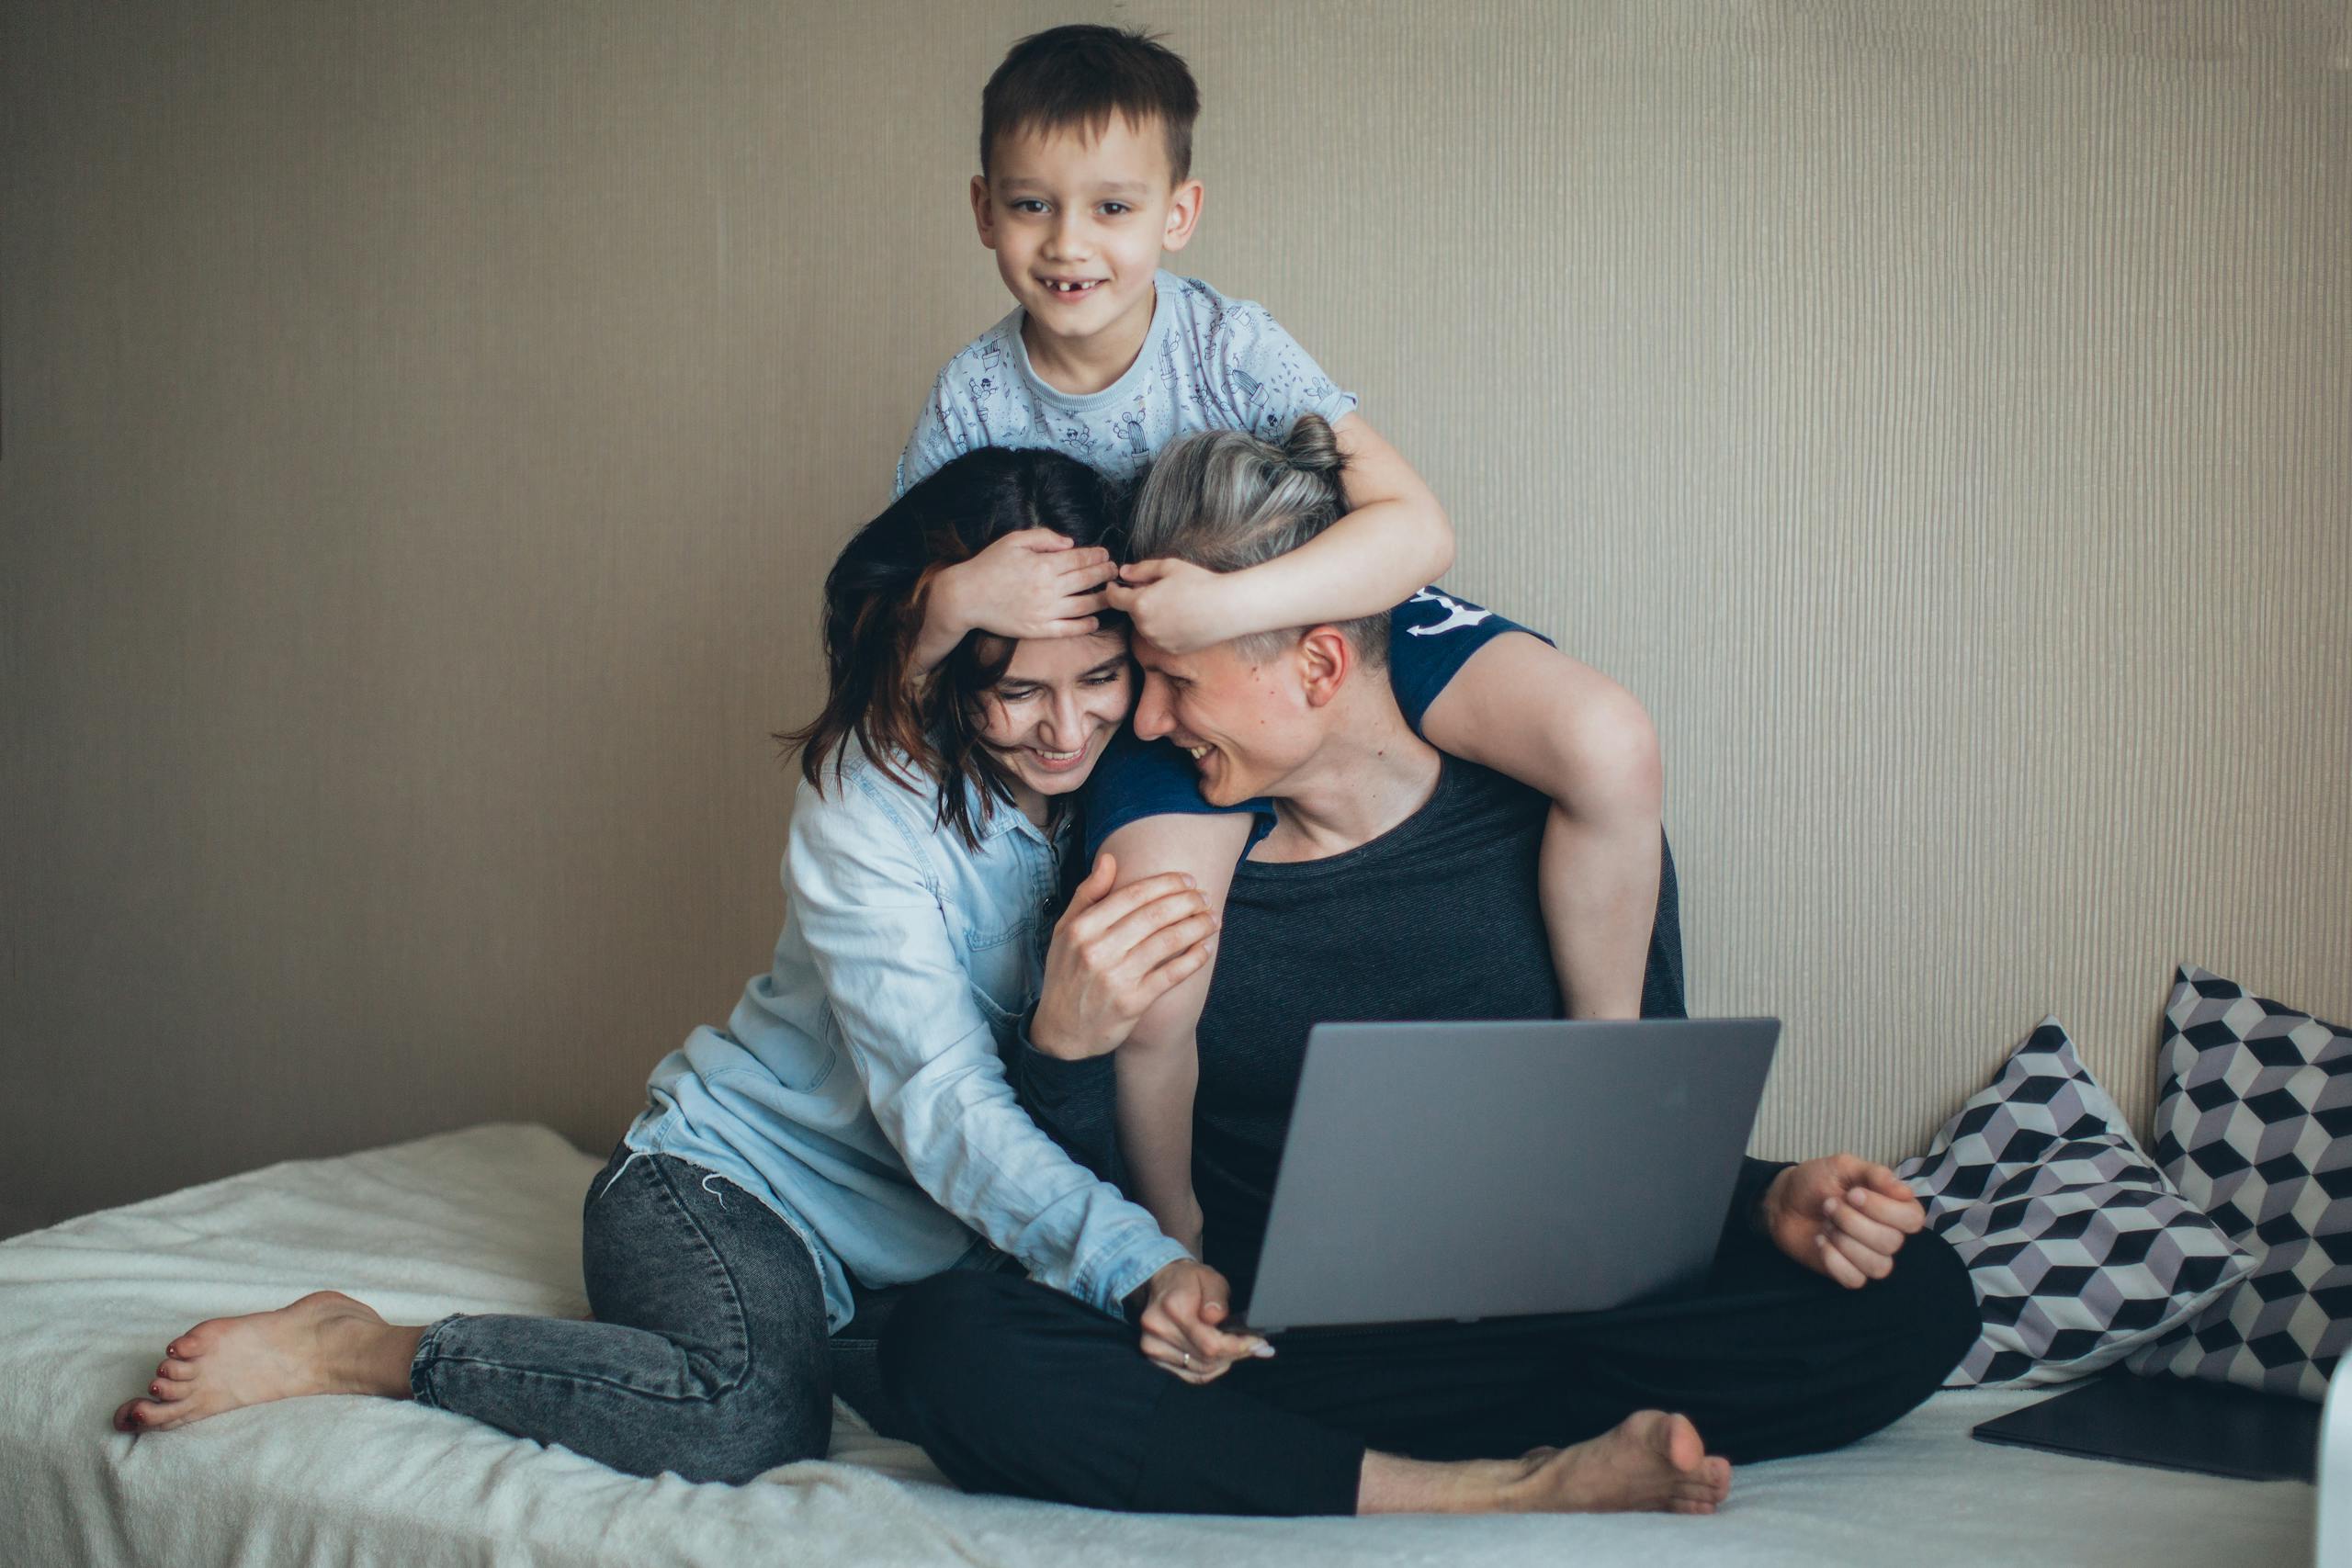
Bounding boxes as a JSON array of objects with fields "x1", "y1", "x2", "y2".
[{"x1": 895, "y1": 271, "x2": 1360, "y2": 493}]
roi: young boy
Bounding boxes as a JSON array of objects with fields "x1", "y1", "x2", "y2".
[
  {"x1": 899, "y1": 27, "x2": 1668, "y2": 1288},
  {"x1": 897, "y1": 24, "x2": 1453, "y2": 653}
]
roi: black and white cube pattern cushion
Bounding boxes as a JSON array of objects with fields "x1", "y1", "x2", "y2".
[
  {"x1": 2126, "y1": 965, "x2": 2352, "y2": 1402},
  {"x1": 1896, "y1": 1017, "x2": 2251, "y2": 1387}
]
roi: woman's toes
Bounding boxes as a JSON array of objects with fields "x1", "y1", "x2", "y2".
[
  {"x1": 147, "y1": 1377, "x2": 192, "y2": 1403},
  {"x1": 168, "y1": 1322, "x2": 225, "y2": 1360},
  {"x1": 112, "y1": 1398, "x2": 142, "y2": 1431},
  {"x1": 159, "y1": 1357, "x2": 198, "y2": 1382}
]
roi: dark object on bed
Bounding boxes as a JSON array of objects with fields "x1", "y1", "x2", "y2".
[{"x1": 1972, "y1": 1370, "x2": 2321, "y2": 1483}]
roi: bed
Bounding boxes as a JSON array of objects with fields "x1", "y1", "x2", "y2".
[{"x1": 0, "y1": 1124, "x2": 2316, "y2": 1568}]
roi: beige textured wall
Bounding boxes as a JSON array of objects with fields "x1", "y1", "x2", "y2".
[{"x1": 4, "y1": 1, "x2": 2346, "y2": 1237}]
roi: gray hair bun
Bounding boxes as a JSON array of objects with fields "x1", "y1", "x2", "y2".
[{"x1": 1281, "y1": 413, "x2": 1346, "y2": 478}]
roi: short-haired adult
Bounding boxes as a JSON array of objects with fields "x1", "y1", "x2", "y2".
[{"x1": 878, "y1": 421, "x2": 1983, "y2": 1519}]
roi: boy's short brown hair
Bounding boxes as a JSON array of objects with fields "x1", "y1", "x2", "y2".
[{"x1": 980, "y1": 25, "x2": 1201, "y2": 185}]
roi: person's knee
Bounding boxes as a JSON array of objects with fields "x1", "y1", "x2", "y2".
[
  {"x1": 1907, "y1": 1226, "x2": 1984, "y2": 1378},
  {"x1": 655, "y1": 1314, "x2": 832, "y2": 1483},
  {"x1": 681, "y1": 1387, "x2": 831, "y2": 1484},
  {"x1": 560, "y1": 1371, "x2": 828, "y2": 1485},
  {"x1": 1860, "y1": 1225, "x2": 1980, "y2": 1393}
]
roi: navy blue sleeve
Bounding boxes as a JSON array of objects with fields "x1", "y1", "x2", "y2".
[
  {"x1": 1385, "y1": 588, "x2": 1554, "y2": 735},
  {"x1": 1078, "y1": 727, "x2": 1275, "y2": 866}
]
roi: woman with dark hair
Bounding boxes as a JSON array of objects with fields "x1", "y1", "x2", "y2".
[{"x1": 110, "y1": 446, "x2": 1222, "y2": 1483}]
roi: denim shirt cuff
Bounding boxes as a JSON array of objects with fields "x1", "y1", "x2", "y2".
[{"x1": 1083, "y1": 1232, "x2": 1193, "y2": 1320}]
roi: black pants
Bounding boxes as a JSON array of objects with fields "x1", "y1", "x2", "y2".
[{"x1": 879, "y1": 1224, "x2": 1979, "y2": 1516}]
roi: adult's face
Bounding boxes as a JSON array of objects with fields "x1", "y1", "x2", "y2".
[
  {"x1": 1129, "y1": 632, "x2": 1324, "y2": 807},
  {"x1": 976, "y1": 629, "x2": 1134, "y2": 809}
]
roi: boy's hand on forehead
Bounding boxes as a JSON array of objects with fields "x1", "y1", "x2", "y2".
[
  {"x1": 944, "y1": 528, "x2": 1117, "y2": 643},
  {"x1": 1105, "y1": 558, "x2": 1243, "y2": 655}
]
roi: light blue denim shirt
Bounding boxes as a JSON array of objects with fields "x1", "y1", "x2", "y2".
[{"x1": 625, "y1": 734, "x2": 1188, "y2": 1333}]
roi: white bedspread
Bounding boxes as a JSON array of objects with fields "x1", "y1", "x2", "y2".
[{"x1": 0, "y1": 1124, "x2": 2314, "y2": 1568}]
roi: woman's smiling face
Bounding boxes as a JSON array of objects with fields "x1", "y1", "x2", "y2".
[{"x1": 978, "y1": 629, "x2": 1134, "y2": 817}]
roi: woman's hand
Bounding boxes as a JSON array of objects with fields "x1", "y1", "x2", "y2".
[
  {"x1": 1029, "y1": 854, "x2": 1220, "y2": 1061},
  {"x1": 1103, "y1": 558, "x2": 1245, "y2": 654},
  {"x1": 1759, "y1": 1156, "x2": 1927, "y2": 1288},
  {"x1": 913, "y1": 529, "x2": 1114, "y2": 671},
  {"x1": 1131, "y1": 1258, "x2": 1272, "y2": 1384}
]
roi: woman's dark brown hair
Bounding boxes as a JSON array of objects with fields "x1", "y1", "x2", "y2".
[{"x1": 777, "y1": 447, "x2": 1126, "y2": 848}]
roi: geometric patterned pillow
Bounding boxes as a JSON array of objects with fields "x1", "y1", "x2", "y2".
[
  {"x1": 1896, "y1": 1017, "x2": 2253, "y2": 1387},
  {"x1": 2125, "y1": 965, "x2": 2352, "y2": 1403}
]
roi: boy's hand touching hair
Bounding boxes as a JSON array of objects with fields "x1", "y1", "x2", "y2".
[
  {"x1": 913, "y1": 528, "x2": 1114, "y2": 671},
  {"x1": 1104, "y1": 558, "x2": 1244, "y2": 654}
]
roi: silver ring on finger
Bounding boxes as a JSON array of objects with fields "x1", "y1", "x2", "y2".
[{"x1": 1182, "y1": 1351, "x2": 1192, "y2": 1368}]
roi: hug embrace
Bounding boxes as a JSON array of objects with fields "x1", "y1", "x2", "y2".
[{"x1": 112, "y1": 25, "x2": 1979, "y2": 1517}]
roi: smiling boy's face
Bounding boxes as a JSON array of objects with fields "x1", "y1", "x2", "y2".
[{"x1": 970, "y1": 115, "x2": 1203, "y2": 377}]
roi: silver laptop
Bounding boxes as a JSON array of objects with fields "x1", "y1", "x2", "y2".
[{"x1": 1244, "y1": 1019, "x2": 1781, "y2": 1333}]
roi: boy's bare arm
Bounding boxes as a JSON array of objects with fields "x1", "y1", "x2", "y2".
[
  {"x1": 1111, "y1": 412, "x2": 1454, "y2": 653},
  {"x1": 1418, "y1": 634, "x2": 1663, "y2": 1018}
]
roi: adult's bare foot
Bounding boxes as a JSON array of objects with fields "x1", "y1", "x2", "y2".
[
  {"x1": 1508, "y1": 1410, "x2": 1733, "y2": 1516},
  {"x1": 111, "y1": 1292, "x2": 424, "y2": 1435}
]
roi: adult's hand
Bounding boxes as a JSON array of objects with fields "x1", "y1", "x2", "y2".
[
  {"x1": 1129, "y1": 1258, "x2": 1271, "y2": 1384},
  {"x1": 913, "y1": 528, "x2": 1114, "y2": 671},
  {"x1": 1759, "y1": 1155, "x2": 1927, "y2": 1289},
  {"x1": 1028, "y1": 853, "x2": 1219, "y2": 1061}
]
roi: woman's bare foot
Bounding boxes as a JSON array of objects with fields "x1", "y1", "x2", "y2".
[
  {"x1": 1508, "y1": 1410, "x2": 1733, "y2": 1516},
  {"x1": 111, "y1": 1292, "x2": 425, "y2": 1434}
]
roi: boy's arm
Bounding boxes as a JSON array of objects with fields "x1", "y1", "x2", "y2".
[
  {"x1": 1417, "y1": 633, "x2": 1665, "y2": 1018},
  {"x1": 1110, "y1": 412, "x2": 1454, "y2": 653}
]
